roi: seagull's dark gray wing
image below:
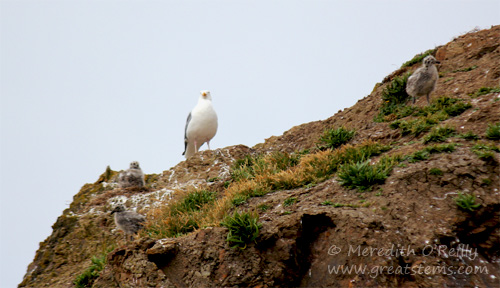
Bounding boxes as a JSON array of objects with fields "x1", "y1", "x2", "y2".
[{"x1": 182, "y1": 112, "x2": 192, "y2": 155}]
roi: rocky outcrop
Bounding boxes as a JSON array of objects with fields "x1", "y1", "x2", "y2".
[{"x1": 20, "y1": 26, "x2": 499, "y2": 287}]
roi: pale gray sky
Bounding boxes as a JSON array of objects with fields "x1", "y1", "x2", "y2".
[{"x1": 1, "y1": 0, "x2": 498, "y2": 286}]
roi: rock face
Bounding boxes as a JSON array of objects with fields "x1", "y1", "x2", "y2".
[{"x1": 20, "y1": 26, "x2": 500, "y2": 287}]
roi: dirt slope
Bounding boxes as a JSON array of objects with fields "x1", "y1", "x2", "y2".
[{"x1": 20, "y1": 26, "x2": 499, "y2": 288}]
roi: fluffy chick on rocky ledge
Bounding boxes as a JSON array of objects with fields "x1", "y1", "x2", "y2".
[
  {"x1": 118, "y1": 161, "x2": 145, "y2": 188},
  {"x1": 111, "y1": 205, "x2": 146, "y2": 242}
]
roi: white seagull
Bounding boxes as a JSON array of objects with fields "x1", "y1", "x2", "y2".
[{"x1": 183, "y1": 90, "x2": 218, "y2": 158}]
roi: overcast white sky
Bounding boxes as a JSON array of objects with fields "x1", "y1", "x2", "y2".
[{"x1": 1, "y1": 0, "x2": 498, "y2": 286}]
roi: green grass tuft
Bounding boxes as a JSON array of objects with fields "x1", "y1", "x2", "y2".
[
  {"x1": 469, "y1": 86, "x2": 500, "y2": 98},
  {"x1": 145, "y1": 189, "x2": 218, "y2": 238},
  {"x1": 407, "y1": 143, "x2": 456, "y2": 163},
  {"x1": 485, "y1": 122, "x2": 500, "y2": 140},
  {"x1": 423, "y1": 126, "x2": 456, "y2": 143},
  {"x1": 429, "y1": 168, "x2": 443, "y2": 176},
  {"x1": 283, "y1": 197, "x2": 298, "y2": 207},
  {"x1": 74, "y1": 254, "x2": 106, "y2": 288},
  {"x1": 258, "y1": 204, "x2": 270, "y2": 211},
  {"x1": 407, "y1": 150, "x2": 430, "y2": 163},
  {"x1": 375, "y1": 74, "x2": 411, "y2": 121},
  {"x1": 454, "y1": 192, "x2": 481, "y2": 212},
  {"x1": 231, "y1": 152, "x2": 301, "y2": 182},
  {"x1": 452, "y1": 65, "x2": 478, "y2": 73},
  {"x1": 318, "y1": 127, "x2": 356, "y2": 150},
  {"x1": 337, "y1": 159, "x2": 393, "y2": 191},
  {"x1": 444, "y1": 102, "x2": 472, "y2": 116},
  {"x1": 379, "y1": 96, "x2": 472, "y2": 125},
  {"x1": 425, "y1": 143, "x2": 456, "y2": 154},
  {"x1": 472, "y1": 142, "x2": 499, "y2": 162},
  {"x1": 458, "y1": 131, "x2": 479, "y2": 141},
  {"x1": 231, "y1": 195, "x2": 248, "y2": 207},
  {"x1": 172, "y1": 190, "x2": 216, "y2": 214},
  {"x1": 221, "y1": 211, "x2": 262, "y2": 249}
]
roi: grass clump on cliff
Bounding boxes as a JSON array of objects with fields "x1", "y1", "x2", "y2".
[
  {"x1": 389, "y1": 115, "x2": 444, "y2": 137},
  {"x1": 407, "y1": 143, "x2": 456, "y2": 163},
  {"x1": 144, "y1": 189, "x2": 217, "y2": 238},
  {"x1": 221, "y1": 211, "x2": 262, "y2": 249},
  {"x1": 458, "y1": 131, "x2": 479, "y2": 141},
  {"x1": 423, "y1": 125, "x2": 456, "y2": 143},
  {"x1": 283, "y1": 197, "x2": 298, "y2": 207},
  {"x1": 375, "y1": 73, "x2": 411, "y2": 121},
  {"x1": 169, "y1": 190, "x2": 216, "y2": 214},
  {"x1": 471, "y1": 142, "x2": 499, "y2": 162},
  {"x1": 469, "y1": 86, "x2": 500, "y2": 98},
  {"x1": 337, "y1": 156, "x2": 397, "y2": 191},
  {"x1": 379, "y1": 94, "x2": 472, "y2": 136},
  {"x1": 485, "y1": 122, "x2": 500, "y2": 140},
  {"x1": 454, "y1": 192, "x2": 481, "y2": 212},
  {"x1": 74, "y1": 254, "x2": 106, "y2": 288},
  {"x1": 231, "y1": 152, "x2": 301, "y2": 182},
  {"x1": 429, "y1": 168, "x2": 444, "y2": 176},
  {"x1": 318, "y1": 127, "x2": 356, "y2": 150}
]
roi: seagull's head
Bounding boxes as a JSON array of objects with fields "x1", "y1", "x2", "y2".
[
  {"x1": 200, "y1": 90, "x2": 212, "y2": 100},
  {"x1": 423, "y1": 55, "x2": 440, "y2": 67},
  {"x1": 130, "y1": 161, "x2": 140, "y2": 169}
]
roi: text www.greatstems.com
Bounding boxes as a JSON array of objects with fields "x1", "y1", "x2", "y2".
[{"x1": 328, "y1": 263, "x2": 489, "y2": 279}]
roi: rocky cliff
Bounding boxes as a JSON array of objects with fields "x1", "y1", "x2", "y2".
[{"x1": 20, "y1": 26, "x2": 499, "y2": 287}]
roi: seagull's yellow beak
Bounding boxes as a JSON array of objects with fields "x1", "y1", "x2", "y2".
[{"x1": 202, "y1": 92, "x2": 207, "y2": 97}]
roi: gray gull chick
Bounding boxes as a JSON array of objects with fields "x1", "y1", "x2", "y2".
[
  {"x1": 118, "y1": 161, "x2": 145, "y2": 188},
  {"x1": 111, "y1": 205, "x2": 146, "y2": 241},
  {"x1": 406, "y1": 55, "x2": 440, "y2": 105}
]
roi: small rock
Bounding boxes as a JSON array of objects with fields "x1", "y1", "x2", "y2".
[{"x1": 146, "y1": 239, "x2": 178, "y2": 256}]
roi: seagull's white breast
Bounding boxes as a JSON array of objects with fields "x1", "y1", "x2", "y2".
[{"x1": 186, "y1": 99, "x2": 218, "y2": 143}]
